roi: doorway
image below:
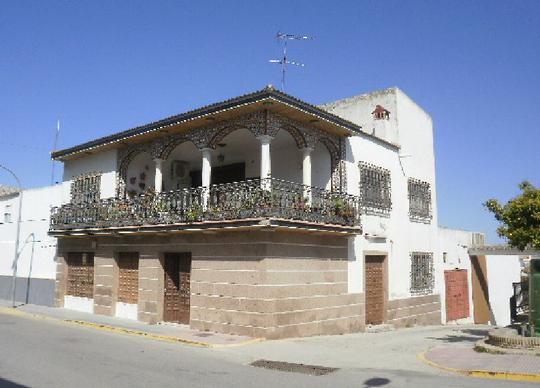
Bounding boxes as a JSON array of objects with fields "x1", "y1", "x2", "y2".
[
  {"x1": 163, "y1": 252, "x2": 192, "y2": 324},
  {"x1": 444, "y1": 269, "x2": 469, "y2": 321},
  {"x1": 190, "y1": 162, "x2": 246, "y2": 187},
  {"x1": 365, "y1": 255, "x2": 387, "y2": 325}
]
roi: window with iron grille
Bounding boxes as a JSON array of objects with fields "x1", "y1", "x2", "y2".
[
  {"x1": 70, "y1": 172, "x2": 101, "y2": 204},
  {"x1": 408, "y1": 178, "x2": 432, "y2": 222},
  {"x1": 410, "y1": 252, "x2": 434, "y2": 294},
  {"x1": 66, "y1": 252, "x2": 94, "y2": 298},
  {"x1": 359, "y1": 162, "x2": 392, "y2": 215}
]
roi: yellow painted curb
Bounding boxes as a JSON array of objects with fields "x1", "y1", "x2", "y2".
[
  {"x1": 418, "y1": 351, "x2": 540, "y2": 382},
  {"x1": 0, "y1": 306, "x2": 263, "y2": 348}
]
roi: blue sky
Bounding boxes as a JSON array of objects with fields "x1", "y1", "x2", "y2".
[{"x1": 1, "y1": 1, "x2": 538, "y2": 243}]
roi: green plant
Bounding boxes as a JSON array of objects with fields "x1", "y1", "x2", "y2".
[
  {"x1": 333, "y1": 198, "x2": 355, "y2": 219},
  {"x1": 186, "y1": 204, "x2": 203, "y2": 222},
  {"x1": 152, "y1": 199, "x2": 168, "y2": 213},
  {"x1": 484, "y1": 181, "x2": 540, "y2": 250}
]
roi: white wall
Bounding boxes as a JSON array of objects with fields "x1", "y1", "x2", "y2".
[
  {"x1": 438, "y1": 227, "x2": 478, "y2": 323},
  {"x1": 323, "y1": 87, "x2": 441, "y2": 308},
  {"x1": 485, "y1": 254, "x2": 522, "y2": 327},
  {"x1": 0, "y1": 185, "x2": 61, "y2": 281},
  {"x1": 126, "y1": 151, "x2": 155, "y2": 195},
  {"x1": 320, "y1": 88, "x2": 399, "y2": 145},
  {"x1": 62, "y1": 148, "x2": 118, "y2": 203}
]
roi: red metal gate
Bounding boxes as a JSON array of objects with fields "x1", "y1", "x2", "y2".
[{"x1": 445, "y1": 269, "x2": 469, "y2": 321}]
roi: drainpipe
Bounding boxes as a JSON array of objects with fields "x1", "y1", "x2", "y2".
[{"x1": 0, "y1": 164, "x2": 23, "y2": 308}]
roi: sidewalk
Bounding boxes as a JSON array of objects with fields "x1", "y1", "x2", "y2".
[
  {"x1": 422, "y1": 346, "x2": 540, "y2": 382},
  {"x1": 0, "y1": 300, "x2": 260, "y2": 348}
]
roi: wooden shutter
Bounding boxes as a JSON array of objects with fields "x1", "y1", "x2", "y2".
[
  {"x1": 66, "y1": 252, "x2": 94, "y2": 298},
  {"x1": 118, "y1": 252, "x2": 139, "y2": 304}
]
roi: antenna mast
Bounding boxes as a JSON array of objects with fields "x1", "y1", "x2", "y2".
[
  {"x1": 50, "y1": 120, "x2": 60, "y2": 185},
  {"x1": 269, "y1": 32, "x2": 313, "y2": 91}
]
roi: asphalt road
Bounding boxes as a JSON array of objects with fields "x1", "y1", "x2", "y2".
[{"x1": 0, "y1": 312, "x2": 535, "y2": 388}]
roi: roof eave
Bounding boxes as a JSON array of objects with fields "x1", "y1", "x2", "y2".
[{"x1": 52, "y1": 87, "x2": 391, "y2": 161}]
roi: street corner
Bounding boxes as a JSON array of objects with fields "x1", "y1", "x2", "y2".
[{"x1": 419, "y1": 346, "x2": 540, "y2": 382}]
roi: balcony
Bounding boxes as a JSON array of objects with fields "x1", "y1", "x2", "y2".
[{"x1": 50, "y1": 178, "x2": 361, "y2": 234}]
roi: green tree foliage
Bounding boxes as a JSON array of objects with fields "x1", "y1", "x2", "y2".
[{"x1": 484, "y1": 181, "x2": 540, "y2": 250}]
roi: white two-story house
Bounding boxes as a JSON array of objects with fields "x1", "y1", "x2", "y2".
[{"x1": 48, "y1": 86, "x2": 442, "y2": 338}]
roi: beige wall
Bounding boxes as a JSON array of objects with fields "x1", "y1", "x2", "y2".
[
  {"x1": 56, "y1": 229, "x2": 365, "y2": 339},
  {"x1": 386, "y1": 294, "x2": 441, "y2": 328}
]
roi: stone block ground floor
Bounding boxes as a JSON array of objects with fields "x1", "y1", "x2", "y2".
[{"x1": 54, "y1": 229, "x2": 440, "y2": 339}]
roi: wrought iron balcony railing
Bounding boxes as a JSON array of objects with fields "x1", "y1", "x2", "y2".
[{"x1": 50, "y1": 178, "x2": 361, "y2": 232}]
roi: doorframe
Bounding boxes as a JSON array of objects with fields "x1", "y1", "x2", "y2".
[{"x1": 363, "y1": 251, "x2": 389, "y2": 325}]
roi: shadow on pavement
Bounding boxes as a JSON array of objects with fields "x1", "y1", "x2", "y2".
[
  {"x1": 426, "y1": 328, "x2": 489, "y2": 344},
  {"x1": 0, "y1": 377, "x2": 29, "y2": 388},
  {"x1": 363, "y1": 377, "x2": 391, "y2": 387},
  {"x1": 460, "y1": 329, "x2": 490, "y2": 337}
]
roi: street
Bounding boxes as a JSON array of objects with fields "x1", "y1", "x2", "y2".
[{"x1": 0, "y1": 311, "x2": 535, "y2": 387}]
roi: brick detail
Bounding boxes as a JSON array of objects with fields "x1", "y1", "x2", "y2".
[
  {"x1": 137, "y1": 257, "x2": 164, "y2": 324},
  {"x1": 487, "y1": 328, "x2": 540, "y2": 349},
  {"x1": 56, "y1": 231, "x2": 364, "y2": 339},
  {"x1": 54, "y1": 254, "x2": 68, "y2": 308},
  {"x1": 189, "y1": 231, "x2": 365, "y2": 338},
  {"x1": 93, "y1": 255, "x2": 117, "y2": 316},
  {"x1": 386, "y1": 294, "x2": 441, "y2": 328}
]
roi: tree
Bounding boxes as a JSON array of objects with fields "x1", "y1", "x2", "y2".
[{"x1": 484, "y1": 181, "x2": 540, "y2": 251}]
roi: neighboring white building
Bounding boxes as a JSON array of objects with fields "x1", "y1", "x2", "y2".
[{"x1": 0, "y1": 184, "x2": 61, "y2": 306}]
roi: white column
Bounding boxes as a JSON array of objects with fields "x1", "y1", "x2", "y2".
[
  {"x1": 302, "y1": 147, "x2": 313, "y2": 204},
  {"x1": 154, "y1": 158, "x2": 163, "y2": 193},
  {"x1": 201, "y1": 148, "x2": 212, "y2": 208},
  {"x1": 258, "y1": 135, "x2": 273, "y2": 190}
]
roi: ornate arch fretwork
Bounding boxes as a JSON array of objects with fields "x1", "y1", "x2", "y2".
[
  {"x1": 114, "y1": 110, "x2": 348, "y2": 197},
  {"x1": 116, "y1": 143, "x2": 154, "y2": 198},
  {"x1": 207, "y1": 111, "x2": 266, "y2": 149},
  {"x1": 338, "y1": 137, "x2": 347, "y2": 193},
  {"x1": 157, "y1": 135, "x2": 193, "y2": 160},
  {"x1": 317, "y1": 137, "x2": 342, "y2": 192}
]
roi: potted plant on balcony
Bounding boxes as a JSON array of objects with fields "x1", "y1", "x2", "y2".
[
  {"x1": 333, "y1": 197, "x2": 355, "y2": 223},
  {"x1": 186, "y1": 204, "x2": 202, "y2": 222}
]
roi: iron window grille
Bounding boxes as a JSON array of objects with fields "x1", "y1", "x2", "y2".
[
  {"x1": 71, "y1": 172, "x2": 101, "y2": 205},
  {"x1": 408, "y1": 178, "x2": 432, "y2": 222},
  {"x1": 359, "y1": 162, "x2": 392, "y2": 215},
  {"x1": 410, "y1": 252, "x2": 434, "y2": 294}
]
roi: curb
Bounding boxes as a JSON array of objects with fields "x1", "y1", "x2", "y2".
[
  {"x1": 0, "y1": 306, "x2": 263, "y2": 349},
  {"x1": 475, "y1": 339, "x2": 540, "y2": 356},
  {"x1": 418, "y1": 350, "x2": 540, "y2": 382}
]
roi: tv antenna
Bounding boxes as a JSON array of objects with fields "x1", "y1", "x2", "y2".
[{"x1": 269, "y1": 32, "x2": 313, "y2": 91}]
